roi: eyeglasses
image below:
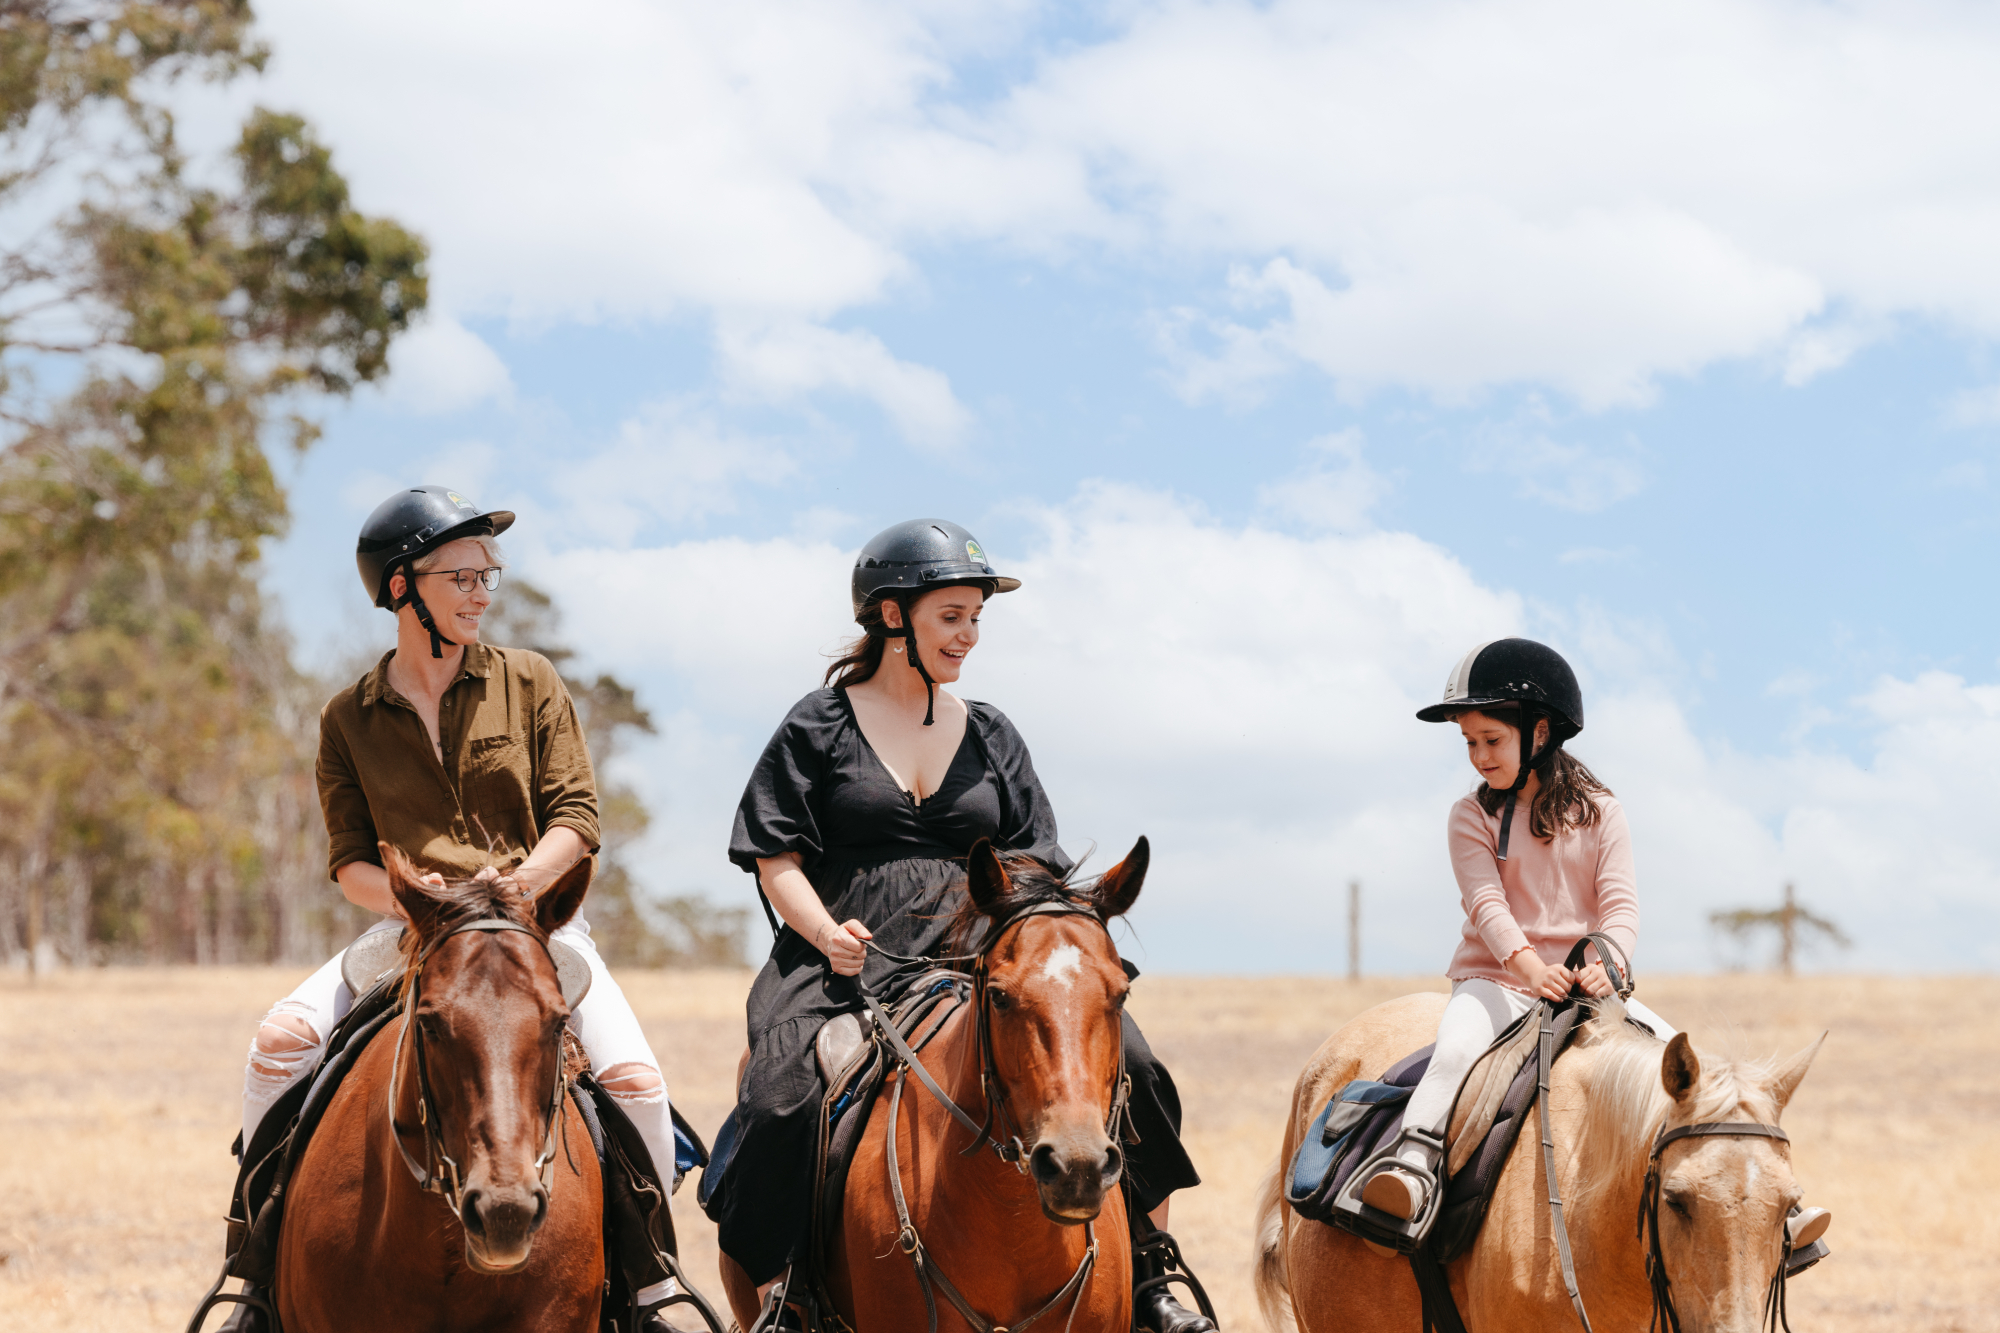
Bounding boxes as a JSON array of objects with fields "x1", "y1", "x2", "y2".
[{"x1": 417, "y1": 567, "x2": 503, "y2": 593}]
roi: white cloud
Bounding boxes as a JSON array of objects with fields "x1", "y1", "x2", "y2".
[
  {"x1": 381, "y1": 314, "x2": 513, "y2": 414},
  {"x1": 716, "y1": 321, "x2": 970, "y2": 449},
  {"x1": 1256, "y1": 429, "x2": 1389, "y2": 532},
  {"x1": 181, "y1": 0, "x2": 2000, "y2": 411},
  {"x1": 537, "y1": 485, "x2": 2000, "y2": 973},
  {"x1": 555, "y1": 401, "x2": 797, "y2": 546}
]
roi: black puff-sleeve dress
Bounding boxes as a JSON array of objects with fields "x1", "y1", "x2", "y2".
[{"x1": 701, "y1": 687, "x2": 1198, "y2": 1284}]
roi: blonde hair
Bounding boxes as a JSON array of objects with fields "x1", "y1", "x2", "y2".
[{"x1": 413, "y1": 534, "x2": 507, "y2": 573}]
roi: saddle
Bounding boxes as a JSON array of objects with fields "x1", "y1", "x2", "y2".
[
  {"x1": 207, "y1": 930, "x2": 710, "y2": 1333},
  {"x1": 1285, "y1": 998, "x2": 1607, "y2": 1258},
  {"x1": 810, "y1": 970, "x2": 973, "y2": 1281}
]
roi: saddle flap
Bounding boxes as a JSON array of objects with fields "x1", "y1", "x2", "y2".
[
  {"x1": 338, "y1": 926, "x2": 592, "y2": 1009},
  {"x1": 1446, "y1": 1007, "x2": 1542, "y2": 1175}
]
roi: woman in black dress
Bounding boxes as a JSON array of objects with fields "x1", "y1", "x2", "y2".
[{"x1": 703, "y1": 518, "x2": 1215, "y2": 1333}]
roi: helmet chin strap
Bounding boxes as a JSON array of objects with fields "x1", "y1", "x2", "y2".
[
  {"x1": 394, "y1": 559, "x2": 456, "y2": 659},
  {"x1": 894, "y1": 594, "x2": 937, "y2": 726},
  {"x1": 1496, "y1": 709, "x2": 1558, "y2": 861}
]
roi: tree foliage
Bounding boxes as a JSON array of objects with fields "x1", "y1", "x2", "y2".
[{"x1": 0, "y1": 1, "x2": 425, "y2": 964}]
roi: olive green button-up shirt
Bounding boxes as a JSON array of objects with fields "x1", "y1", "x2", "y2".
[{"x1": 317, "y1": 642, "x2": 601, "y2": 881}]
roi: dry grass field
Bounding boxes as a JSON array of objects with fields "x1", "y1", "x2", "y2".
[{"x1": 3, "y1": 967, "x2": 1995, "y2": 1331}]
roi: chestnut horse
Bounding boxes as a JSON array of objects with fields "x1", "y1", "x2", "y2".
[
  {"x1": 1255, "y1": 993, "x2": 1824, "y2": 1333},
  {"x1": 724, "y1": 838, "x2": 1148, "y2": 1333},
  {"x1": 276, "y1": 847, "x2": 605, "y2": 1333}
]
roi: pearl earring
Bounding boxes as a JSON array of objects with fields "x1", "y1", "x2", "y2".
[{"x1": 892, "y1": 642, "x2": 904, "y2": 653}]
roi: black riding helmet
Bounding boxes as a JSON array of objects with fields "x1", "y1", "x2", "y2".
[
  {"x1": 1417, "y1": 638, "x2": 1584, "y2": 859},
  {"x1": 357, "y1": 485, "x2": 516, "y2": 659},
  {"x1": 851, "y1": 519, "x2": 1021, "y2": 725}
]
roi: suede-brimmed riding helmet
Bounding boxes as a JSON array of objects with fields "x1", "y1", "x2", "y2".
[
  {"x1": 1418, "y1": 638, "x2": 1583, "y2": 859},
  {"x1": 851, "y1": 519, "x2": 1019, "y2": 725},
  {"x1": 357, "y1": 485, "x2": 515, "y2": 657},
  {"x1": 1416, "y1": 638, "x2": 1583, "y2": 737}
]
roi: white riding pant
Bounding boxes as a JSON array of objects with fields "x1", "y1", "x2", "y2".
[
  {"x1": 241, "y1": 916, "x2": 674, "y2": 1186},
  {"x1": 1395, "y1": 978, "x2": 1677, "y2": 1171}
]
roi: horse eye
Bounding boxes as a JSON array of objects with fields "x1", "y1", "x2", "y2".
[
  {"x1": 1665, "y1": 1192, "x2": 1692, "y2": 1220},
  {"x1": 1114, "y1": 990, "x2": 1130, "y2": 1010},
  {"x1": 988, "y1": 988, "x2": 1013, "y2": 1011}
]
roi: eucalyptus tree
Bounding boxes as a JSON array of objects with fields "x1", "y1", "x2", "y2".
[{"x1": 0, "y1": 0, "x2": 427, "y2": 964}]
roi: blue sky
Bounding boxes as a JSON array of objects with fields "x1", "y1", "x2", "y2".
[{"x1": 193, "y1": 0, "x2": 2000, "y2": 974}]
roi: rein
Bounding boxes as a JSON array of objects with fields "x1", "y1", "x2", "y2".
[
  {"x1": 855, "y1": 897, "x2": 1128, "y2": 1333},
  {"x1": 386, "y1": 917, "x2": 570, "y2": 1222}
]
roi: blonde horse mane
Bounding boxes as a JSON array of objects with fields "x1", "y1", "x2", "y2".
[{"x1": 1568, "y1": 1000, "x2": 1785, "y2": 1224}]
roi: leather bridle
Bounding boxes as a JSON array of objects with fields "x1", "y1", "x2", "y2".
[
  {"x1": 854, "y1": 896, "x2": 1130, "y2": 1333},
  {"x1": 1638, "y1": 1122, "x2": 1797, "y2": 1333},
  {"x1": 1534, "y1": 933, "x2": 1796, "y2": 1333},
  {"x1": 386, "y1": 918, "x2": 570, "y2": 1222}
]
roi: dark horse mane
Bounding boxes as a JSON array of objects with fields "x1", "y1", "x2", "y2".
[
  {"x1": 944, "y1": 851, "x2": 1102, "y2": 956},
  {"x1": 394, "y1": 874, "x2": 541, "y2": 960}
]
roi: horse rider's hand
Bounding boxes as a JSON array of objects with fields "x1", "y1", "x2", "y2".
[
  {"x1": 1531, "y1": 960, "x2": 1573, "y2": 1001},
  {"x1": 818, "y1": 919, "x2": 873, "y2": 976},
  {"x1": 1576, "y1": 962, "x2": 1615, "y2": 998}
]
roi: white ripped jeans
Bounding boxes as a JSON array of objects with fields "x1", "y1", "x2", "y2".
[
  {"x1": 243, "y1": 916, "x2": 675, "y2": 1192},
  {"x1": 1395, "y1": 977, "x2": 1678, "y2": 1172}
]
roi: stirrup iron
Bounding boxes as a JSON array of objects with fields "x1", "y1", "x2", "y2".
[{"x1": 1330, "y1": 1125, "x2": 1447, "y2": 1254}]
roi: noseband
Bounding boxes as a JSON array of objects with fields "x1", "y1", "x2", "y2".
[
  {"x1": 854, "y1": 896, "x2": 1130, "y2": 1333},
  {"x1": 1639, "y1": 1121, "x2": 1797, "y2": 1333},
  {"x1": 386, "y1": 918, "x2": 571, "y2": 1222}
]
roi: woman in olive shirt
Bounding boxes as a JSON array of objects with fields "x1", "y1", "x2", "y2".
[{"x1": 234, "y1": 487, "x2": 683, "y2": 1321}]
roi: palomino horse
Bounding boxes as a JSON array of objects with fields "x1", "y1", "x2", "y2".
[
  {"x1": 1255, "y1": 992, "x2": 1823, "y2": 1333},
  {"x1": 723, "y1": 838, "x2": 1148, "y2": 1333},
  {"x1": 276, "y1": 847, "x2": 605, "y2": 1332}
]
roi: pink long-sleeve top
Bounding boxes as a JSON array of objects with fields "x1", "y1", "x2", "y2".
[{"x1": 1446, "y1": 790, "x2": 1640, "y2": 991}]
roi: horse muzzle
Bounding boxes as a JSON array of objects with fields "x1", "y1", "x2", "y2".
[
  {"x1": 1028, "y1": 1130, "x2": 1123, "y2": 1225},
  {"x1": 459, "y1": 1182, "x2": 549, "y2": 1272}
]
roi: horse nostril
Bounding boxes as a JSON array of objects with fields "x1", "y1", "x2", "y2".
[
  {"x1": 1030, "y1": 1143, "x2": 1062, "y2": 1185},
  {"x1": 461, "y1": 1191, "x2": 487, "y2": 1238},
  {"x1": 531, "y1": 1188, "x2": 549, "y2": 1231},
  {"x1": 1101, "y1": 1144, "x2": 1124, "y2": 1185}
]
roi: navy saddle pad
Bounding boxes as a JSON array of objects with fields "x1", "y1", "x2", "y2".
[{"x1": 1285, "y1": 1043, "x2": 1433, "y2": 1221}]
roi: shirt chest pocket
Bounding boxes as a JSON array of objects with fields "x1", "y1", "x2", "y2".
[{"x1": 462, "y1": 732, "x2": 532, "y2": 813}]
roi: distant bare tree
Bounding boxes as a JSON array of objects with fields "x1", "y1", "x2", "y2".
[{"x1": 1710, "y1": 882, "x2": 1851, "y2": 976}]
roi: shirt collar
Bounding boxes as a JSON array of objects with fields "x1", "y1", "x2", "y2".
[{"x1": 359, "y1": 641, "x2": 494, "y2": 707}]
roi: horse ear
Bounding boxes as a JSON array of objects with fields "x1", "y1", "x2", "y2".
[
  {"x1": 1094, "y1": 836, "x2": 1149, "y2": 921},
  {"x1": 383, "y1": 844, "x2": 447, "y2": 942},
  {"x1": 534, "y1": 857, "x2": 593, "y2": 936},
  {"x1": 1661, "y1": 1032, "x2": 1701, "y2": 1104},
  {"x1": 1769, "y1": 1032, "x2": 1825, "y2": 1115},
  {"x1": 966, "y1": 839, "x2": 1010, "y2": 911}
]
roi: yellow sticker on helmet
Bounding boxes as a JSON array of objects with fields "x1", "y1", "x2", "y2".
[
  {"x1": 446, "y1": 491, "x2": 475, "y2": 510},
  {"x1": 966, "y1": 540, "x2": 983, "y2": 562}
]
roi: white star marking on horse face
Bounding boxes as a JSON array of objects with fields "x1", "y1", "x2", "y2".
[{"x1": 1039, "y1": 943, "x2": 1082, "y2": 989}]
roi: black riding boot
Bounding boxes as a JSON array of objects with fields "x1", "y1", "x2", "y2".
[{"x1": 1131, "y1": 1225, "x2": 1219, "y2": 1333}]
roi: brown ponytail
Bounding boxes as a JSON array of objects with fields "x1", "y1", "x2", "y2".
[{"x1": 824, "y1": 600, "x2": 891, "y2": 689}]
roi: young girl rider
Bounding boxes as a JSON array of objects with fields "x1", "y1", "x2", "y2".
[
  {"x1": 704, "y1": 519, "x2": 1215, "y2": 1333},
  {"x1": 226, "y1": 486, "x2": 688, "y2": 1332},
  {"x1": 1356, "y1": 638, "x2": 1830, "y2": 1262}
]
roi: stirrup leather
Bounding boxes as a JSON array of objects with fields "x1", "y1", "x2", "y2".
[{"x1": 1331, "y1": 1126, "x2": 1447, "y2": 1254}]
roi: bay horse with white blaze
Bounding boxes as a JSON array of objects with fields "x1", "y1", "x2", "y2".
[
  {"x1": 1255, "y1": 992, "x2": 1823, "y2": 1333},
  {"x1": 726, "y1": 838, "x2": 1149, "y2": 1333},
  {"x1": 275, "y1": 847, "x2": 605, "y2": 1332}
]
